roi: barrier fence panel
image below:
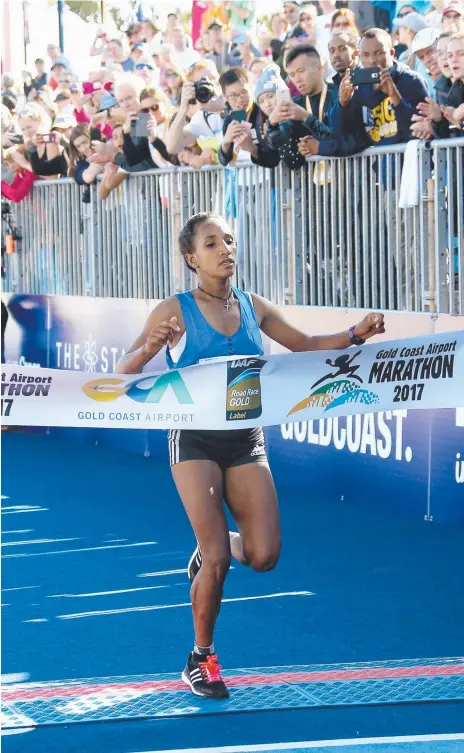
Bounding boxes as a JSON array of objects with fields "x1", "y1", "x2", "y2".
[
  {"x1": 432, "y1": 137, "x2": 463, "y2": 316},
  {"x1": 2, "y1": 138, "x2": 463, "y2": 314}
]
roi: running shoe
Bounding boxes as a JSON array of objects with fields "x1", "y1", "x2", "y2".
[
  {"x1": 182, "y1": 652, "x2": 229, "y2": 699},
  {"x1": 187, "y1": 542, "x2": 202, "y2": 584}
]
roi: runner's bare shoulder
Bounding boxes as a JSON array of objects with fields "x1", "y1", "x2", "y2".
[{"x1": 145, "y1": 296, "x2": 185, "y2": 334}]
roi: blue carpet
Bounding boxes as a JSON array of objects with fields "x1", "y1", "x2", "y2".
[{"x1": 1, "y1": 433, "x2": 463, "y2": 752}]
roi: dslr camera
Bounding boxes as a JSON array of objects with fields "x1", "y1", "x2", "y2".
[{"x1": 189, "y1": 78, "x2": 215, "y2": 105}]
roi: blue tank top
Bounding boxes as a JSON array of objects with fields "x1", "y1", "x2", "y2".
[{"x1": 166, "y1": 287, "x2": 264, "y2": 370}]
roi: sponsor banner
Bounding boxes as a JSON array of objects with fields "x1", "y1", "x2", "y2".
[{"x1": 1, "y1": 332, "x2": 463, "y2": 430}]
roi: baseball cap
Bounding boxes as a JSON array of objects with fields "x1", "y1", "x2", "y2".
[
  {"x1": 97, "y1": 91, "x2": 119, "y2": 112},
  {"x1": 393, "y1": 11, "x2": 428, "y2": 33},
  {"x1": 442, "y1": 2, "x2": 463, "y2": 15},
  {"x1": 411, "y1": 25, "x2": 441, "y2": 53},
  {"x1": 131, "y1": 43, "x2": 144, "y2": 51},
  {"x1": 50, "y1": 56, "x2": 68, "y2": 70},
  {"x1": 208, "y1": 20, "x2": 224, "y2": 30},
  {"x1": 52, "y1": 113, "x2": 77, "y2": 129}
]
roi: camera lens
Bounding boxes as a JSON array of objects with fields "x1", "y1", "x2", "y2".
[{"x1": 194, "y1": 78, "x2": 215, "y2": 105}]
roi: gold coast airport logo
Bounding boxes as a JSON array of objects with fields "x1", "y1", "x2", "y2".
[
  {"x1": 226, "y1": 358, "x2": 266, "y2": 421},
  {"x1": 288, "y1": 350, "x2": 379, "y2": 416},
  {"x1": 82, "y1": 371, "x2": 194, "y2": 405}
]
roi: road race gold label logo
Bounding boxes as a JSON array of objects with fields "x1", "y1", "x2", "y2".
[
  {"x1": 82, "y1": 371, "x2": 194, "y2": 405},
  {"x1": 288, "y1": 351, "x2": 379, "y2": 416},
  {"x1": 226, "y1": 358, "x2": 266, "y2": 421}
]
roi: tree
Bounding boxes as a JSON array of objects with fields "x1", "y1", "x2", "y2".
[{"x1": 65, "y1": 1, "x2": 101, "y2": 22}]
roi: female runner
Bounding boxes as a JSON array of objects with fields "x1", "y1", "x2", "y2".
[{"x1": 117, "y1": 212, "x2": 385, "y2": 699}]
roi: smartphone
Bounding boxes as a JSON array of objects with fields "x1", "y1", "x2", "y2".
[
  {"x1": 42, "y1": 133, "x2": 57, "y2": 143},
  {"x1": 351, "y1": 67, "x2": 380, "y2": 86},
  {"x1": 133, "y1": 111, "x2": 151, "y2": 139},
  {"x1": 230, "y1": 110, "x2": 247, "y2": 122},
  {"x1": 276, "y1": 89, "x2": 291, "y2": 103}
]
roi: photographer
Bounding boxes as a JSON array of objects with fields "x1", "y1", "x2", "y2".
[
  {"x1": 218, "y1": 67, "x2": 280, "y2": 169},
  {"x1": 331, "y1": 28, "x2": 429, "y2": 147},
  {"x1": 120, "y1": 87, "x2": 173, "y2": 172},
  {"x1": 166, "y1": 62, "x2": 224, "y2": 156},
  {"x1": 27, "y1": 114, "x2": 75, "y2": 178},
  {"x1": 266, "y1": 45, "x2": 364, "y2": 171}
]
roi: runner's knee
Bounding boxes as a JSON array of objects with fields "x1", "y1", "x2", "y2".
[
  {"x1": 248, "y1": 547, "x2": 280, "y2": 573},
  {"x1": 202, "y1": 551, "x2": 231, "y2": 581}
]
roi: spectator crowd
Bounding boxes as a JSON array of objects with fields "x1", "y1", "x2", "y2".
[{"x1": 1, "y1": 0, "x2": 464, "y2": 206}]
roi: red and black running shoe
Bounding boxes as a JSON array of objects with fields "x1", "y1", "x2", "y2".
[{"x1": 182, "y1": 652, "x2": 229, "y2": 699}]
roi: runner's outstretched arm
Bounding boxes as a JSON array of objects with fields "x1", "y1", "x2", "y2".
[{"x1": 251, "y1": 295, "x2": 385, "y2": 352}]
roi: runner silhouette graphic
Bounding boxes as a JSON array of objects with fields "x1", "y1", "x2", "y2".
[{"x1": 311, "y1": 351, "x2": 363, "y2": 389}]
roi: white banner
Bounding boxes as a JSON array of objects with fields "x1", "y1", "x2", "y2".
[{"x1": 1, "y1": 332, "x2": 463, "y2": 430}]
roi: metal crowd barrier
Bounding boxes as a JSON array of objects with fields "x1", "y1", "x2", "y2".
[{"x1": 2, "y1": 137, "x2": 463, "y2": 314}]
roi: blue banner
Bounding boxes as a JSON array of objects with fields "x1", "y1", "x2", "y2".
[{"x1": 2, "y1": 294, "x2": 463, "y2": 524}]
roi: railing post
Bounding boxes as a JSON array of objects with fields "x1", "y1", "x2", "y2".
[
  {"x1": 433, "y1": 144, "x2": 450, "y2": 313},
  {"x1": 178, "y1": 169, "x2": 191, "y2": 292},
  {"x1": 290, "y1": 169, "x2": 304, "y2": 305}
]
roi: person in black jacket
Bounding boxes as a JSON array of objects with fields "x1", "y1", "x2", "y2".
[
  {"x1": 121, "y1": 87, "x2": 174, "y2": 172},
  {"x1": 217, "y1": 67, "x2": 280, "y2": 170},
  {"x1": 331, "y1": 28, "x2": 429, "y2": 146},
  {"x1": 27, "y1": 114, "x2": 76, "y2": 177},
  {"x1": 266, "y1": 44, "x2": 366, "y2": 171}
]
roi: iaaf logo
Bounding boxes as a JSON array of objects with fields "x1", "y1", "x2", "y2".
[
  {"x1": 83, "y1": 371, "x2": 193, "y2": 405},
  {"x1": 288, "y1": 350, "x2": 379, "y2": 417},
  {"x1": 226, "y1": 358, "x2": 266, "y2": 421}
]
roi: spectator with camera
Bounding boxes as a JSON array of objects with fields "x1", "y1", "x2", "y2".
[
  {"x1": 218, "y1": 66, "x2": 280, "y2": 168},
  {"x1": 118, "y1": 86, "x2": 173, "y2": 173},
  {"x1": 166, "y1": 61, "x2": 224, "y2": 156},
  {"x1": 331, "y1": 28, "x2": 429, "y2": 147},
  {"x1": 266, "y1": 44, "x2": 364, "y2": 170},
  {"x1": 28, "y1": 113, "x2": 75, "y2": 178},
  {"x1": 16, "y1": 104, "x2": 68, "y2": 181}
]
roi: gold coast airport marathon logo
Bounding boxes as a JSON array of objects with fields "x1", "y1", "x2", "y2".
[
  {"x1": 226, "y1": 358, "x2": 266, "y2": 421},
  {"x1": 83, "y1": 371, "x2": 194, "y2": 405},
  {"x1": 288, "y1": 351, "x2": 379, "y2": 416}
]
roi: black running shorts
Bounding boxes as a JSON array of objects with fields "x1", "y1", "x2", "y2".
[{"x1": 168, "y1": 428, "x2": 268, "y2": 470}]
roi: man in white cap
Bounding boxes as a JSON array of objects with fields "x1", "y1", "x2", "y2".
[
  {"x1": 409, "y1": 26, "x2": 444, "y2": 138},
  {"x1": 411, "y1": 25, "x2": 442, "y2": 96}
]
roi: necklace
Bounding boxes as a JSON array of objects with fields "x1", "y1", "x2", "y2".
[{"x1": 198, "y1": 285, "x2": 234, "y2": 311}]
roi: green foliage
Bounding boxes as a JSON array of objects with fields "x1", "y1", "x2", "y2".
[{"x1": 65, "y1": 1, "x2": 100, "y2": 23}]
